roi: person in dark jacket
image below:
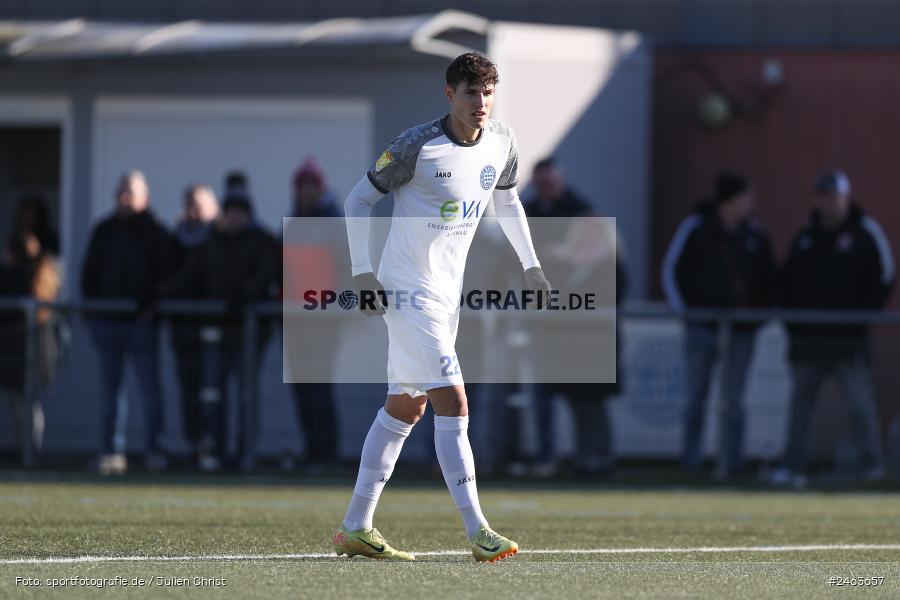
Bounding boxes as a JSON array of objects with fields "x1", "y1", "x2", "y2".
[
  {"x1": 661, "y1": 171, "x2": 778, "y2": 478},
  {"x1": 167, "y1": 185, "x2": 219, "y2": 467},
  {"x1": 772, "y1": 169, "x2": 895, "y2": 486},
  {"x1": 522, "y1": 158, "x2": 624, "y2": 478},
  {"x1": 523, "y1": 157, "x2": 592, "y2": 219},
  {"x1": 539, "y1": 221, "x2": 627, "y2": 478},
  {"x1": 163, "y1": 190, "x2": 279, "y2": 471},
  {"x1": 81, "y1": 170, "x2": 175, "y2": 475},
  {"x1": 283, "y1": 158, "x2": 343, "y2": 474}
]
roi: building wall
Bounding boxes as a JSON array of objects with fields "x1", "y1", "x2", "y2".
[
  {"x1": 491, "y1": 23, "x2": 651, "y2": 297},
  {"x1": 5, "y1": 0, "x2": 900, "y2": 47}
]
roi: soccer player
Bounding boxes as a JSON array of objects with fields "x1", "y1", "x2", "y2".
[{"x1": 333, "y1": 52, "x2": 551, "y2": 562}]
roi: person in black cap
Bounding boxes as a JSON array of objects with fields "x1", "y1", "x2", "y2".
[
  {"x1": 661, "y1": 171, "x2": 778, "y2": 478},
  {"x1": 771, "y1": 169, "x2": 895, "y2": 487}
]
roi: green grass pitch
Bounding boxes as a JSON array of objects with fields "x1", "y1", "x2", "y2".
[{"x1": 1, "y1": 476, "x2": 899, "y2": 598}]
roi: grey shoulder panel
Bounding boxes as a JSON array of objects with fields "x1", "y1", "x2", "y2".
[
  {"x1": 367, "y1": 118, "x2": 444, "y2": 192},
  {"x1": 487, "y1": 120, "x2": 518, "y2": 189}
]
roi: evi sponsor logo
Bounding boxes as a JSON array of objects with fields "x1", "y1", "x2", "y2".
[{"x1": 439, "y1": 199, "x2": 481, "y2": 222}]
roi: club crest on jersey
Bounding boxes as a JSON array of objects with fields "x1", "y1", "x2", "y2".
[
  {"x1": 440, "y1": 199, "x2": 481, "y2": 222},
  {"x1": 375, "y1": 150, "x2": 393, "y2": 172},
  {"x1": 480, "y1": 165, "x2": 496, "y2": 190}
]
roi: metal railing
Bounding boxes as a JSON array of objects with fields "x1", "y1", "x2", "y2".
[{"x1": 1, "y1": 297, "x2": 898, "y2": 471}]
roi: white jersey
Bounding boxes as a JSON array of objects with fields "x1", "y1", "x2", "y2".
[{"x1": 365, "y1": 116, "x2": 519, "y2": 309}]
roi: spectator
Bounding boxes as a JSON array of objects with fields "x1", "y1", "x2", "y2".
[
  {"x1": 772, "y1": 169, "x2": 895, "y2": 487},
  {"x1": 168, "y1": 185, "x2": 219, "y2": 467},
  {"x1": 81, "y1": 170, "x2": 175, "y2": 475},
  {"x1": 0, "y1": 194, "x2": 62, "y2": 460},
  {"x1": 661, "y1": 171, "x2": 777, "y2": 478},
  {"x1": 523, "y1": 158, "x2": 624, "y2": 478},
  {"x1": 163, "y1": 189, "x2": 279, "y2": 471},
  {"x1": 524, "y1": 157, "x2": 593, "y2": 219},
  {"x1": 546, "y1": 219, "x2": 627, "y2": 478},
  {"x1": 283, "y1": 157, "x2": 342, "y2": 474}
]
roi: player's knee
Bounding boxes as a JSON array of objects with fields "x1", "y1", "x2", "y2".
[
  {"x1": 398, "y1": 404, "x2": 427, "y2": 425},
  {"x1": 432, "y1": 391, "x2": 468, "y2": 417},
  {"x1": 385, "y1": 396, "x2": 428, "y2": 425}
]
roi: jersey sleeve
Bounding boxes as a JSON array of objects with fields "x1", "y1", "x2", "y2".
[
  {"x1": 496, "y1": 129, "x2": 518, "y2": 190},
  {"x1": 366, "y1": 129, "x2": 422, "y2": 194}
]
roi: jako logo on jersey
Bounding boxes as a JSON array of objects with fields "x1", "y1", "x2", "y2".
[
  {"x1": 435, "y1": 170, "x2": 452, "y2": 178},
  {"x1": 440, "y1": 200, "x2": 481, "y2": 222},
  {"x1": 456, "y1": 474, "x2": 476, "y2": 485},
  {"x1": 480, "y1": 165, "x2": 496, "y2": 190}
]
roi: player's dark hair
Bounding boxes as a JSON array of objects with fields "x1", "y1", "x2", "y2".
[{"x1": 446, "y1": 52, "x2": 499, "y2": 89}]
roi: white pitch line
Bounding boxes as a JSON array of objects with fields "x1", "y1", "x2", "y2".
[{"x1": 4, "y1": 544, "x2": 900, "y2": 565}]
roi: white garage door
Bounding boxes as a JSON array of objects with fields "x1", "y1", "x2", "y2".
[{"x1": 92, "y1": 96, "x2": 372, "y2": 230}]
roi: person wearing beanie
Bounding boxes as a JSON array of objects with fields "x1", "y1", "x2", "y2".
[
  {"x1": 283, "y1": 156, "x2": 343, "y2": 475},
  {"x1": 661, "y1": 170, "x2": 778, "y2": 479},
  {"x1": 771, "y1": 169, "x2": 895, "y2": 488}
]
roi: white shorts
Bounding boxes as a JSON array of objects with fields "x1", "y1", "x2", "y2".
[{"x1": 383, "y1": 302, "x2": 463, "y2": 398}]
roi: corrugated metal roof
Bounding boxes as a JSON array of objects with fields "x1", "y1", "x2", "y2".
[{"x1": 0, "y1": 10, "x2": 488, "y2": 63}]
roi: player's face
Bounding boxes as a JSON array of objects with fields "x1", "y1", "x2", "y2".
[{"x1": 446, "y1": 81, "x2": 494, "y2": 131}]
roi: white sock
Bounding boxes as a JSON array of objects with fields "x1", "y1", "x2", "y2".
[
  {"x1": 342, "y1": 407, "x2": 413, "y2": 531},
  {"x1": 434, "y1": 415, "x2": 488, "y2": 538}
]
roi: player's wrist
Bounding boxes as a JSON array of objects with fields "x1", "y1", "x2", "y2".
[
  {"x1": 524, "y1": 266, "x2": 553, "y2": 309},
  {"x1": 353, "y1": 272, "x2": 387, "y2": 316}
]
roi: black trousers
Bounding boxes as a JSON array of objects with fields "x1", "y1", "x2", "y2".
[{"x1": 291, "y1": 382, "x2": 338, "y2": 464}]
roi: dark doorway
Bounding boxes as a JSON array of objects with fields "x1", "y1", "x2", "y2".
[{"x1": 0, "y1": 127, "x2": 61, "y2": 255}]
